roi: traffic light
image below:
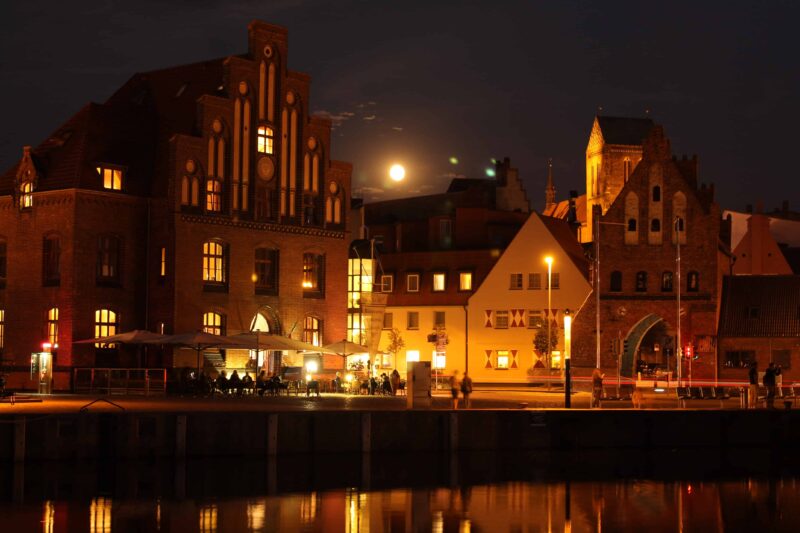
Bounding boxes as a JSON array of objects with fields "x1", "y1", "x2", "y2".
[{"x1": 684, "y1": 343, "x2": 693, "y2": 359}]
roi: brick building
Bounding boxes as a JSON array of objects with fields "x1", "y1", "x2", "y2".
[
  {"x1": 0, "y1": 21, "x2": 351, "y2": 389},
  {"x1": 570, "y1": 125, "x2": 729, "y2": 380}
]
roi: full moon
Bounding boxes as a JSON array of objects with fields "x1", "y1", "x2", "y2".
[{"x1": 389, "y1": 164, "x2": 406, "y2": 182}]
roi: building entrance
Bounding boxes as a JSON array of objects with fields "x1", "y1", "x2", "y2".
[{"x1": 620, "y1": 314, "x2": 674, "y2": 378}]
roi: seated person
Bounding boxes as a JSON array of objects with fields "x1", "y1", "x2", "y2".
[
  {"x1": 242, "y1": 371, "x2": 254, "y2": 393},
  {"x1": 216, "y1": 371, "x2": 229, "y2": 394}
]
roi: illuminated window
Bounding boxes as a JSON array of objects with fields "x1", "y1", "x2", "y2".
[
  {"x1": 94, "y1": 309, "x2": 118, "y2": 348},
  {"x1": 383, "y1": 312, "x2": 393, "y2": 329},
  {"x1": 0, "y1": 239, "x2": 6, "y2": 287},
  {"x1": 528, "y1": 273, "x2": 541, "y2": 290},
  {"x1": 509, "y1": 273, "x2": 523, "y2": 290},
  {"x1": 432, "y1": 272, "x2": 446, "y2": 292},
  {"x1": 0, "y1": 309, "x2": 4, "y2": 350},
  {"x1": 661, "y1": 271, "x2": 673, "y2": 292},
  {"x1": 255, "y1": 247, "x2": 279, "y2": 295},
  {"x1": 90, "y1": 497, "x2": 112, "y2": 533},
  {"x1": 381, "y1": 274, "x2": 394, "y2": 292},
  {"x1": 199, "y1": 504, "x2": 218, "y2": 533},
  {"x1": 610, "y1": 271, "x2": 622, "y2": 292},
  {"x1": 46, "y1": 307, "x2": 59, "y2": 345},
  {"x1": 202, "y1": 241, "x2": 226, "y2": 285},
  {"x1": 496, "y1": 350, "x2": 510, "y2": 369},
  {"x1": 203, "y1": 312, "x2": 224, "y2": 336},
  {"x1": 495, "y1": 310, "x2": 509, "y2": 329},
  {"x1": 42, "y1": 235, "x2": 60, "y2": 286},
  {"x1": 97, "y1": 166, "x2": 123, "y2": 191},
  {"x1": 303, "y1": 316, "x2": 322, "y2": 347},
  {"x1": 303, "y1": 253, "x2": 325, "y2": 296},
  {"x1": 406, "y1": 349, "x2": 420, "y2": 362},
  {"x1": 527, "y1": 310, "x2": 543, "y2": 329},
  {"x1": 406, "y1": 273, "x2": 419, "y2": 292},
  {"x1": 206, "y1": 179, "x2": 222, "y2": 212},
  {"x1": 407, "y1": 311, "x2": 419, "y2": 330},
  {"x1": 459, "y1": 272, "x2": 472, "y2": 291},
  {"x1": 160, "y1": 247, "x2": 166, "y2": 278},
  {"x1": 19, "y1": 181, "x2": 33, "y2": 209},
  {"x1": 257, "y1": 126, "x2": 274, "y2": 154},
  {"x1": 96, "y1": 235, "x2": 121, "y2": 284},
  {"x1": 434, "y1": 311, "x2": 445, "y2": 328}
]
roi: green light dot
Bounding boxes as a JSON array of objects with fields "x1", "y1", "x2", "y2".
[
  {"x1": 485, "y1": 168, "x2": 496, "y2": 178},
  {"x1": 449, "y1": 157, "x2": 459, "y2": 165}
]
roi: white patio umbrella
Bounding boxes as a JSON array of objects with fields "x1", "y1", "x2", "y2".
[{"x1": 320, "y1": 339, "x2": 370, "y2": 373}]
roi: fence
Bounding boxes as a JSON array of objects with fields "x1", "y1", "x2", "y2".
[{"x1": 72, "y1": 368, "x2": 168, "y2": 396}]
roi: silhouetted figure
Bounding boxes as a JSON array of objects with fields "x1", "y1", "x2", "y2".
[
  {"x1": 449, "y1": 370, "x2": 460, "y2": 409},
  {"x1": 461, "y1": 372, "x2": 473, "y2": 408},
  {"x1": 257, "y1": 371, "x2": 268, "y2": 396},
  {"x1": 591, "y1": 368, "x2": 604, "y2": 408},
  {"x1": 748, "y1": 361, "x2": 759, "y2": 409},
  {"x1": 242, "y1": 371, "x2": 253, "y2": 394},
  {"x1": 390, "y1": 369, "x2": 401, "y2": 395},
  {"x1": 216, "y1": 371, "x2": 229, "y2": 395},
  {"x1": 764, "y1": 363, "x2": 777, "y2": 409}
]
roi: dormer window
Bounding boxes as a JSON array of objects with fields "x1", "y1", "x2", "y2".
[
  {"x1": 97, "y1": 166, "x2": 123, "y2": 191},
  {"x1": 257, "y1": 126, "x2": 274, "y2": 154}
]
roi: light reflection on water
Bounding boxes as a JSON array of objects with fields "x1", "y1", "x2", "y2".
[{"x1": 7, "y1": 479, "x2": 800, "y2": 532}]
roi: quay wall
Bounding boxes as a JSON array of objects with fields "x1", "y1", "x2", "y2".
[{"x1": 2, "y1": 409, "x2": 799, "y2": 461}]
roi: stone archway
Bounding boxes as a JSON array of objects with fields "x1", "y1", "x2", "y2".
[
  {"x1": 250, "y1": 305, "x2": 283, "y2": 335},
  {"x1": 621, "y1": 314, "x2": 666, "y2": 378}
]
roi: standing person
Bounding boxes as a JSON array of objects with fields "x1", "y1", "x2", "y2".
[
  {"x1": 390, "y1": 369, "x2": 401, "y2": 396},
  {"x1": 591, "y1": 368, "x2": 604, "y2": 408},
  {"x1": 449, "y1": 370, "x2": 460, "y2": 410},
  {"x1": 748, "y1": 361, "x2": 759, "y2": 409},
  {"x1": 460, "y1": 372, "x2": 473, "y2": 409},
  {"x1": 775, "y1": 364, "x2": 783, "y2": 398},
  {"x1": 764, "y1": 362, "x2": 777, "y2": 409}
]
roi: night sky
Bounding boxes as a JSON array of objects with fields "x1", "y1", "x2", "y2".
[{"x1": 2, "y1": 1, "x2": 798, "y2": 212}]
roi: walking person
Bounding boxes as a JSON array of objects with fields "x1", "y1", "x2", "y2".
[
  {"x1": 591, "y1": 368, "x2": 604, "y2": 408},
  {"x1": 764, "y1": 362, "x2": 777, "y2": 409},
  {"x1": 460, "y1": 372, "x2": 473, "y2": 409},
  {"x1": 449, "y1": 370, "x2": 460, "y2": 410},
  {"x1": 748, "y1": 361, "x2": 759, "y2": 409}
]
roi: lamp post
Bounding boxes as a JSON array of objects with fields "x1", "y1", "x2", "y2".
[
  {"x1": 675, "y1": 216, "x2": 682, "y2": 387},
  {"x1": 564, "y1": 309, "x2": 572, "y2": 408},
  {"x1": 545, "y1": 256, "x2": 553, "y2": 372}
]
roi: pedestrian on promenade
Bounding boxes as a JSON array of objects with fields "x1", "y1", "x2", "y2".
[
  {"x1": 390, "y1": 369, "x2": 401, "y2": 395},
  {"x1": 748, "y1": 361, "x2": 759, "y2": 409},
  {"x1": 449, "y1": 370, "x2": 460, "y2": 410},
  {"x1": 591, "y1": 368, "x2": 604, "y2": 408},
  {"x1": 461, "y1": 372, "x2": 473, "y2": 409},
  {"x1": 764, "y1": 362, "x2": 777, "y2": 409}
]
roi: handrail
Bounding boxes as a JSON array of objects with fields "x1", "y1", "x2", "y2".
[{"x1": 72, "y1": 368, "x2": 167, "y2": 396}]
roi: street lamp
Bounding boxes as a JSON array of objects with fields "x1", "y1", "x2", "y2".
[
  {"x1": 675, "y1": 216, "x2": 682, "y2": 386},
  {"x1": 544, "y1": 255, "x2": 553, "y2": 372},
  {"x1": 564, "y1": 308, "x2": 572, "y2": 408}
]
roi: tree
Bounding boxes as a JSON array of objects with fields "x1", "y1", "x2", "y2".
[
  {"x1": 386, "y1": 328, "x2": 405, "y2": 360},
  {"x1": 533, "y1": 323, "x2": 560, "y2": 362}
]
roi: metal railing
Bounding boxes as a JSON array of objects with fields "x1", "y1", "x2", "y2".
[{"x1": 73, "y1": 368, "x2": 167, "y2": 396}]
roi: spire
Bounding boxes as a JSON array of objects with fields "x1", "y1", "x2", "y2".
[{"x1": 545, "y1": 158, "x2": 556, "y2": 212}]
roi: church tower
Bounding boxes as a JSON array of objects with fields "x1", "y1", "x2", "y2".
[{"x1": 545, "y1": 158, "x2": 556, "y2": 212}]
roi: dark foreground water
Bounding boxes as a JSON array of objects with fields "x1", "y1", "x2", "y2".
[{"x1": 3, "y1": 450, "x2": 800, "y2": 532}]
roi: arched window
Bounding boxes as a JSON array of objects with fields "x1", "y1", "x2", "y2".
[
  {"x1": 202, "y1": 241, "x2": 226, "y2": 285},
  {"x1": 206, "y1": 179, "x2": 222, "y2": 212},
  {"x1": 191, "y1": 177, "x2": 199, "y2": 206},
  {"x1": 687, "y1": 271, "x2": 699, "y2": 292},
  {"x1": 334, "y1": 198, "x2": 342, "y2": 224},
  {"x1": 650, "y1": 218, "x2": 661, "y2": 232},
  {"x1": 661, "y1": 271, "x2": 673, "y2": 292},
  {"x1": 94, "y1": 309, "x2": 118, "y2": 348},
  {"x1": 303, "y1": 315, "x2": 322, "y2": 347},
  {"x1": 675, "y1": 217, "x2": 685, "y2": 231},
  {"x1": 46, "y1": 307, "x2": 59, "y2": 345},
  {"x1": 652, "y1": 185, "x2": 661, "y2": 202},
  {"x1": 20, "y1": 181, "x2": 33, "y2": 209},
  {"x1": 203, "y1": 312, "x2": 225, "y2": 336},
  {"x1": 610, "y1": 271, "x2": 622, "y2": 292},
  {"x1": 624, "y1": 192, "x2": 639, "y2": 245},
  {"x1": 181, "y1": 176, "x2": 190, "y2": 205},
  {"x1": 635, "y1": 271, "x2": 647, "y2": 292}
]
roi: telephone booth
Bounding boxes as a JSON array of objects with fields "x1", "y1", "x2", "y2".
[{"x1": 31, "y1": 342, "x2": 56, "y2": 394}]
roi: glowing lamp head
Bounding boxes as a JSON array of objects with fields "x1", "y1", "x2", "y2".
[
  {"x1": 345, "y1": 373, "x2": 354, "y2": 383},
  {"x1": 389, "y1": 164, "x2": 405, "y2": 182},
  {"x1": 544, "y1": 256, "x2": 553, "y2": 266}
]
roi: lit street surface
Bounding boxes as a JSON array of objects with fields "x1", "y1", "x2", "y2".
[{"x1": 0, "y1": 388, "x2": 761, "y2": 413}]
